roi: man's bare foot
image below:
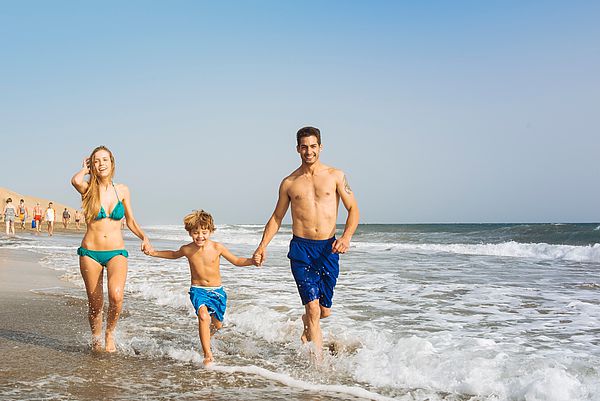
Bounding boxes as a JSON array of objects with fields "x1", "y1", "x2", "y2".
[
  {"x1": 203, "y1": 354, "x2": 214, "y2": 366},
  {"x1": 105, "y1": 331, "x2": 116, "y2": 353},
  {"x1": 301, "y1": 314, "x2": 311, "y2": 343},
  {"x1": 91, "y1": 336, "x2": 103, "y2": 352}
]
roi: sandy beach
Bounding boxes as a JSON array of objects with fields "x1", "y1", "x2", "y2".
[{"x1": 0, "y1": 246, "x2": 337, "y2": 401}]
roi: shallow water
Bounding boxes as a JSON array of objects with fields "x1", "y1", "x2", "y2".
[{"x1": 2, "y1": 223, "x2": 599, "y2": 400}]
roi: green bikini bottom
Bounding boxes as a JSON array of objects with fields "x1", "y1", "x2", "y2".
[{"x1": 77, "y1": 247, "x2": 129, "y2": 267}]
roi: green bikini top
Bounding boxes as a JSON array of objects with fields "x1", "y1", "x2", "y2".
[{"x1": 96, "y1": 183, "x2": 125, "y2": 220}]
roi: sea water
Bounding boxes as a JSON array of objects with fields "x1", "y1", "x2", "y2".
[{"x1": 2, "y1": 223, "x2": 599, "y2": 400}]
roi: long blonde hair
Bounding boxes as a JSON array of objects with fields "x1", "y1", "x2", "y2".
[{"x1": 82, "y1": 145, "x2": 115, "y2": 223}]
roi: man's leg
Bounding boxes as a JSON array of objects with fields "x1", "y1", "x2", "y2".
[{"x1": 304, "y1": 299, "x2": 324, "y2": 361}]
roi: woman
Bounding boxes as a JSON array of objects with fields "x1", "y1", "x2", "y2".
[
  {"x1": 44, "y1": 202, "x2": 56, "y2": 236},
  {"x1": 17, "y1": 199, "x2": 28, "y2": 230},
  {"x1": 3, "y1": 198, "x2": 17, "y2": 236},
  {"x1": 71, "y1": 145, "x2": 152, "y2": 352}
]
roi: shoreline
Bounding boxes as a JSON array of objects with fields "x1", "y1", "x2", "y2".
[{"x1": 0, "y1": 248, "x2": 337, "y2": 400}]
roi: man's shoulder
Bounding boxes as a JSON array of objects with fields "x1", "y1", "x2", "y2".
[
  {"x1": 281, "y1": 168, "x2": 303, "y2": 185},
  {"x1": 318, "y1": 164, "x2": 344, "y2": 180}
]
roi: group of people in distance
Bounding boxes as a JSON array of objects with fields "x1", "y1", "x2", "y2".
[
  {"x1": 1, "y1": 198, "x2": 80, "y2": 236},
  {"x1": 71, "y1": 126, "x2": 360, "y2": 365}
]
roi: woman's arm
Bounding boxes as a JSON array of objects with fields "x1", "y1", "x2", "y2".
[
  {"x1": 71, "y1": 158, "x2": 90, "y2": 195},
  {"x1": 120, "y1": 184, "x2": 153, "y2": 253}
]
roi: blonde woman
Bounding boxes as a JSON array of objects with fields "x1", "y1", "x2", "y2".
[{"x1": 71, "y1": 145, "x2": 153, "y2": 352}]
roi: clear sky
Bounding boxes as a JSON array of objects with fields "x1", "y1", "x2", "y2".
[{"x1": 1, "y1": 1, "x2": 598, "y2": 224}]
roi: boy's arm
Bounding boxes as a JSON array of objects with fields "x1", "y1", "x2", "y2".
[
  {"x1": 147, "y1": 246, "x2": 185, "y2": 259},
  {"x1": 218, "y1": 243, "x2": 255, "y2": 267}
]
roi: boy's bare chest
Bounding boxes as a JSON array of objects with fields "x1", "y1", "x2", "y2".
[{"x1": 189, "y1": 251, "x2": 219, "y2": 266}]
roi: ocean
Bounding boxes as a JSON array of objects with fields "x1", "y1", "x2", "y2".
[{"x1": 2, "y1": 223, "x2": 599, "y2": 400}]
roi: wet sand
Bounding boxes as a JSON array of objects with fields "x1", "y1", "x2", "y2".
[{"x1": 0, "y1": 248, "x2": 339, "y2": 401}]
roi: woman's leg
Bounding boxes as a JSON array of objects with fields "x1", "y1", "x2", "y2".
[
  {"x1": 105, "y1": 255, "x2": 128, "y2": 352},
  {"x1": 79, "y1": 256, "x2": 104, "y2": 351}
]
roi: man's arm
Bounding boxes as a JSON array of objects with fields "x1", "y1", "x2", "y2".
[
  {"x1": 253, "y1": 179, "x2": 291, "y2": 266},
  {"x1": 332, "y1": 171, "x2": 359, "y2": 254}
]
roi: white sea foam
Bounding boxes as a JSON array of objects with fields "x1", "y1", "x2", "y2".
[
  {"x1": 208, "y1": 364, "x2": 397, "y2": 401},
  {"x1": 353, "y1": 240, "x2": 600, "y2": 263}
]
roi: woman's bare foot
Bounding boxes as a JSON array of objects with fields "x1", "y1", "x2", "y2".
[
  {"x1": 203, "y1": 353, "x2": 214, "y2": 366},
  {"x1": 105, "y1": 331, "x2": 117, "y2": 353},
  {"x1": 301, "y1": 314, "x2": 311, "y2": 343},
  {"x1": 91, "y1": 335, "x2": 103, "y2": 352}
]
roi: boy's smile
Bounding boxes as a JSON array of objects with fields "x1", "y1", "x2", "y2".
[{"x1": 190, "y1": 228, "x2": 212, "y2": 247}]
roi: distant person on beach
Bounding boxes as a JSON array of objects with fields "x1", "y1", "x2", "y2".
[
  {"x1": 253, "y1": 126, "x2": 359, "y2": 362},
  {"x1": 62, "y1": 208, "x2": 71, "y2": 229},
  {"x1": 144, "y1": 210, "x2": 257, "y2": 365},
  {"x1": 45, "y1": 202, "x2": 56, "y2": 236},
  {"x1": 18, "y1": 199, "x2": 29, "y2": 230},
  {"x1": 74, "y1": 209, "x2": 82, "y2": 230},
  {"x1": 3, "y1": 198, "x2": 17, "y2": 236},
  {"x1": 33, "y1": 202, "x2": 43, "y2": 233},
  {"x1": 71, "y1": 145, "x2": 153, "y2": 352}
]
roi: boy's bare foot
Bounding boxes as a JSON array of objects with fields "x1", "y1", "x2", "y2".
[
  {"x1": 105, "y1": 331, "x2": 117, "y2": 353},
  {"x1": 91, "y1": 336, "x2": 103, "y2": 352},
  {"x1": 300, "y1": 314, "x2": 311, "y2": 343},
  {"x1": 203, "y1": 354, "x2": 214, "y2": 366}
]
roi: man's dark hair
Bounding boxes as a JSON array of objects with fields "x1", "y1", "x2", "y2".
[{"x1": 296, "y1": 126, "x2": 321, "y2": 145}]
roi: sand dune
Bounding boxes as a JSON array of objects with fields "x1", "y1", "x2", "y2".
[{"x1": 0, "y1": 186, "x2": 80, "y2": 223}]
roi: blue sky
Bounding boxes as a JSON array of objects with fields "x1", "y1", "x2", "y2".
[{"x1": 1, "y1": 1, "x2": 599, "y2": 224}]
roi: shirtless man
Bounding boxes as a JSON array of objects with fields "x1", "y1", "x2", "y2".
[
  {"x1": 33, "y1": 203, "x2": 43, "y2": 233},
  {"x1": 253, "y1": 126, "x2": 359, "y2": 361}
]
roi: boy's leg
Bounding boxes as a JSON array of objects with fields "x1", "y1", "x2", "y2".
[
  {"x1": 210, "y1": 316, "x2": 222, "y2": 336},
  {"x1": 197, "y1": 305, "x2": 213, "y2": 364}
]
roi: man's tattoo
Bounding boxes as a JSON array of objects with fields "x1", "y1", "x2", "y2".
[{"x1": 343, "y1": 175, "x2": 352, "y2": 194}]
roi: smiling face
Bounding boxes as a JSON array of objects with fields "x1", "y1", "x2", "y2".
[
  {"x1": 189, "y1": 226, "x2": 213, "y2": 247},
  {"x1": 92, "y1": 149, "x2": 114, "y2": 179},
  {"x1": 297, "y1": 135, "x2": 322, "y2": 165}
]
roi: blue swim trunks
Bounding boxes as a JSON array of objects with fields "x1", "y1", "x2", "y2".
[
  {"x1": 188, "y1": 286, "x2": 227, "y2": 322},
  {"x1": 287, "y1": 235, "x2": 340, "y2": 308}
]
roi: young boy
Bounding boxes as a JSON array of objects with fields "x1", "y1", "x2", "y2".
[{"x1": 145, "y1": 210, "x2": 256, "y2": 365}]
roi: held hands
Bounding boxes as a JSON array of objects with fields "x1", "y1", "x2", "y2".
[
  {"x1": 253, "y1": 247, "x2": 266, "y2": 266},
  {"x1": 332, "y1": 236, "x2": 351, "y2": 254},
  {"x1": 141, "y1": 238, "x2": 154, "y2": 256}
]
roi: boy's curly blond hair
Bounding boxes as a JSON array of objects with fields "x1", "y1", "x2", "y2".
[{"x1": 184, "y1": 210, "x2": 215, "y2": 233}]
